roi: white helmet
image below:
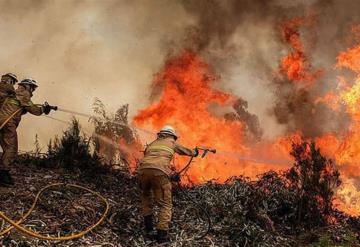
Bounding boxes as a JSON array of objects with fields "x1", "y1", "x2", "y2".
[
  {"x1": 1, "y1": 73, "x2": 18, "y2": 83},
  {"x1": 19, "y1": 78, "x2": 38, "y2": 88},
  {"x1": 158, "y1": 125, "x2": 178, "y2": 139}
]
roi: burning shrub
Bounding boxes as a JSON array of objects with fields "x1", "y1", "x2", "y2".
[
  {"x1": 171, "y1": 141, "x2": 342, "y2": 246},
  {"x1": 286, "y1": 141, "x2": 341, "y2": 228},
  {"x1": 13, "y1": 131, "x2": 356, "y2": 246}
]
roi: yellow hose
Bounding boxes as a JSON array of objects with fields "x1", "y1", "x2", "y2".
[
  {"x1": 0, "y1": 183, "x2": 109, "y2": 241},
  {"x1": 0, "y1": 107, "x2": 109, "y2": 241}
]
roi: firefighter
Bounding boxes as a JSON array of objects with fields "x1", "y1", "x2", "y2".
[
  {"x1": 0, "y1": 78, "x2": 56, "y2": 186},
  {"x1": 0, "y1": 73, "x2": 18, "y2": 104},
  {"x1": 138, "y1": 125, "x2": 198, "y2": 243}
]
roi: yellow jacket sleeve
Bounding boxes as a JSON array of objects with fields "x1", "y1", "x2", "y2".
[
  {"x1": 15, "y1": 87, "x2": 43, "y2": 116},
  {"x1": 174, "y1": 143, "x2": 196, "y2": 156},
  {"x1": 24, "y1": 102, "x2": 43, "y2": 116}
]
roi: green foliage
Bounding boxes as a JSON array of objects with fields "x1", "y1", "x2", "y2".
[{"x1": 47, "y1": 118, "x2": 101, "y2": 171}]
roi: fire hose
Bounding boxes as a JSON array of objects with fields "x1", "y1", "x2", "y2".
[
  {"x1": 0, "y1": 183, "x2": 109, "y2": 241},
  {"x1": 0, "y1": 107, "x2": 110, "y2": 241},
  {"x1": 46, "y1": 112, "x2": 214, "y2": 241},
  {"x1": 173, "y1": 147, "x2": 216, "y2": 240},
  {"x1": 177, "y1": 147, "x2": 216, "y2": 175},
  {"x1": 47, "y1": 111, "x2": 215, "y2": 241},
  {"x1": 0, "y1": 105, "x2": 284, "y2": 242}
]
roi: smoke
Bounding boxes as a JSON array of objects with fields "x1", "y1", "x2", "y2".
[
  {"x1": 172, "y1": 0, "x2": 360, "y2": 139},
  {"x1": 224, "y1": 98, "x2": 263, "y2": 142},
  {"x1": 0, "y1": 0, "x2": 194, "y2": 150},
  {"x1": 0, "y1": 0, "x2": 360, "y2": 150}
]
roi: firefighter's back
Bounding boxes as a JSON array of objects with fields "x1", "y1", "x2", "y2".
[{"x1": 138, "y1": 136, "x2": 176, "y2": 176}]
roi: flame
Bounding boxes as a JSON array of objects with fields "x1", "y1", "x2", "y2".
[
  {"x1": 131, "y1": 18, "x2": 360, "y2": 216},
  {"x1": 328, "y1": 35, "x2": 360, "y2": 215},
  {"x1": 314, "y1": 92, "x2": 341, "y2": 111},
  {"x1": 334, "y1": 178, "x2": 360, "y2": 216},
  {"x1": 280, "y1": 16, "x2": 322, "y2": 85},
  {"x1": 133, "y1": 50, "x2": 287, "y2": 183}
]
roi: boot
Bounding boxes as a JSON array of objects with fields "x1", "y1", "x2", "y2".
[
  {"x1": 0, "y1": 170, "x2": 14, "y2": 186},
  {"x1": 144, "y1": 215, "x2": 155, "y2": 239},
  {"x1": 156, "y1": 229, "x2": 169, "y2": 243}
]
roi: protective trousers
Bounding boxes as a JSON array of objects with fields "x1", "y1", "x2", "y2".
[
  {"x1": 139, "y1": 169, "x2": 172, "y2": 230},
  {"x1": 0, "y1": 120, "x2": 18, "y2": 169}
]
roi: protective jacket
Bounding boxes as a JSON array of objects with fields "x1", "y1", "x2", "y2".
[
  {"x1": 0, "y1": 86, "x2": 43, "y2": 127},
  {"x1": 138, "y1": 136, "x2": 195, "y2": 176},
  {"x1": 0, "y1": 87, "x2": 43, "y2": 170},
  {"x1": 0, "y1": 83, "x2": 15, "y2": 107}
]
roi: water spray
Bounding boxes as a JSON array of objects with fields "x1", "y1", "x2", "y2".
[
  {"x1": 51, "y1": 108, "x2": 291, "y2": 167},
  {"x1": 57, "y1": 108, "x2": 155, "y2": 135},
  {"x1": 45, "y1": 116, "x2": 122, "y2": 150},
  {"x1": 57, "y1": 108, "x2": 94, "y2": 119}
]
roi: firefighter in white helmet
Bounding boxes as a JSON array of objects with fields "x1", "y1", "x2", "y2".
[
  {"x1": 0, "y1": 78, "x2": 57, "y2": 186},
  {"x1": 137, "y1": 125, "x2": 198, "y2": 243}
]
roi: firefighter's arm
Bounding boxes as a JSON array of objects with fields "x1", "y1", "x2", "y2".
[
  {"x1": 25, "y1": 102, "x2": 57, "y2": 115},
  {"x1": 174, "y1": 143, "x2": 198, "y2": 157},
  {"x1": 23, "y1": 102, "x2": 43, "y2": 116}
]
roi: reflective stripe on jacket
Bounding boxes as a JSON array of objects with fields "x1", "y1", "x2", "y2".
[{"x1": 138, "y1": 136, "x2": 195, "y2": 176}]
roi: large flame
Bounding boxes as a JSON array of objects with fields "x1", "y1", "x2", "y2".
[
  {"x1": 330, "y1": 40, "x2": 360, "y2": 214},
  {"x1": 132, "y1": 17, "x2": 360, "y2": 216},
  {"x1": 134, "y1": 51, "x2": 287, "y2": 183}
]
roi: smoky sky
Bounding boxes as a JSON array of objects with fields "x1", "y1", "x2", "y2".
[{"x1": 0, "y1": 0, "x2": 360, "y2": 150}]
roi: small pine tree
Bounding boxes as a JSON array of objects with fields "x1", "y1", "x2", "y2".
[{"x1": 46, "y1": 118, "x2": 98, "y2": 170}]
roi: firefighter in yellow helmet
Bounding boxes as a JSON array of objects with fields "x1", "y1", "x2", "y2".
[
  {"x1": 0, "y1": 78, "x2": 57, "y2": 186},
  {"x1": 138, "y1": 125, "x2": 198, "y2": 243}
]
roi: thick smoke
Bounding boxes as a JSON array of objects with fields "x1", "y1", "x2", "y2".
[
  {"x1": 270, "y1": 17, "x2": 351, "y2": 138},
  {"x1": 146, "y1": 0, "x2": 302, "y2": 141},
  {"x1": 179, "y1": 0, "x2": 298, "y2": 74},
  {"x1": 175, "y1": 0, "x2": 360, "y2": 139},
  {"x1": 1, "y1": 0, "x2": 360, "y2": 150},
  {"x1": 224, "y1": 98, "x2": 263, "y2": 142}
]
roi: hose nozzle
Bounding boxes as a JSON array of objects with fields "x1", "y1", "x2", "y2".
[
  {"x1": 50, "y1": 105, "x2": 58, "y2": 111},
  {"x1": 197, "y1": 147, "x2": 216, "y2": 158}
]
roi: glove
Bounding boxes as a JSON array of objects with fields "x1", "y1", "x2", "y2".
[
  {"x1": 170, "y1": 173, "x2": 181, "y2": 182},
  {"x1": 42, "y1": 102, "x2": 52, "y2": 115},
  {"x1": 193, "y1": 147, "x2": 199, "y2": 157}
]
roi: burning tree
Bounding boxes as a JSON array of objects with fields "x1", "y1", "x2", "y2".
[{"x1": 286, "y1": 141, "x2": 341, "y2": 227}]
